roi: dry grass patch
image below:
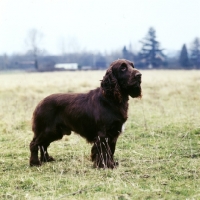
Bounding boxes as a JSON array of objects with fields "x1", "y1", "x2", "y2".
[{"x1": 0, "y1": 70, "x2": 200, "y2": 199}]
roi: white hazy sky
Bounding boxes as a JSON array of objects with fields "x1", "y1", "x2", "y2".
[{"x1": 0, "y1": 0, "x2": 200, "y2": 55}]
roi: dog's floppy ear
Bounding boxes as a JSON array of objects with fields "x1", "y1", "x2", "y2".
[{"x1": 101, "y1": 68, "x2": 122, "y2": 102}]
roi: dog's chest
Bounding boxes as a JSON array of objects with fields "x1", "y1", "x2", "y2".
[{"x1": 119, "y1": 103, "x2": 129, "y2": 121}]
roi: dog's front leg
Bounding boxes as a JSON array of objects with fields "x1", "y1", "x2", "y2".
[{"x1": 91, "y1": 136, "x2": 117, "y2": 169}]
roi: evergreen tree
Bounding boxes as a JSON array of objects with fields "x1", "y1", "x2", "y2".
[
  {"x1": 139, "y1": 27, "x2": 166, "y2": 68},
  {"x1": 122, "y1": 45, "x2": 135, "y2": 61},
  {"x1": 122, "y1": 46, "x2": 129, "y2": 59},
  {"x1": 190, "y1": 38, "x2": 200, "y2": 69},
  {"x1": 179, "y1": 44, "x2": 189, "y2": 68}
]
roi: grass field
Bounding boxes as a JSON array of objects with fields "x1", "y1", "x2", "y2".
[{"x1": 0, "y1": 70, "x2": 200, "y2": 200}]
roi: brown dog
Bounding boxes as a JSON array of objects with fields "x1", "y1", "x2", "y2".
[{"x1": 30, "y1": 59, "x2": 142, "y2": 168}]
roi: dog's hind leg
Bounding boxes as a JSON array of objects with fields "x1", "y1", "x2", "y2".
[
  {"x1": 30, "y1": 128, "x2": 57, "y2": 166},
  {"x1": 30, "y1": 138, "x2": 41, "y2": 166},
  {"x1": 39, "y1": 125, "x2": 69, "y2": 163},
  {"x1": 30, "y1": 117, "x2": 70, "y2": 166},
  {"x1": 39, "y1": 142, "x2": 55, "y2": 163}
]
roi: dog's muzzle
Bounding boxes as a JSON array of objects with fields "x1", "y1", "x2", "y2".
[
  {"x1": 135, "y1": 72, "x2": 142, "y2": 84},
  {"x1": 129, "y1": 72, "x2": 142, "y2": 87}
]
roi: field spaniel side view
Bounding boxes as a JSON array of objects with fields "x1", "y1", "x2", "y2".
[{"x1": 30, "y1": 59, "x2": 142, "y2": 168}]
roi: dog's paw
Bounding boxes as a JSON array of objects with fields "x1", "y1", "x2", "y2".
[
  {"x1": 30, "y1": 159, "x2": 41, "y2": 167},
  {"x1": 41, "y1": 156, "x2": 55, "y2": 163},
  {"x1": 94, "y1": 160, "x2": 119, "y2": 169}
]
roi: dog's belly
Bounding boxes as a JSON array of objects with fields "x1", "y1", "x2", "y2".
[{"x1": 63, "y1": 118, "x2": 98, "y2": 142}]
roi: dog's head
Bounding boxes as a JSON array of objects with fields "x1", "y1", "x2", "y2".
[{"x1": 101, "y1": 59, "x2": 142, "y2": 102}]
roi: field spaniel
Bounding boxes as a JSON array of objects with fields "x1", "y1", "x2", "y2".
[{"x1": 30, "y1": 59, "x2": 142, "y2": 168}]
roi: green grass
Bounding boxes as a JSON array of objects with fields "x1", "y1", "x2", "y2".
[{"x1": 0, "y1": 70, "x2": 200, "y2": 199}]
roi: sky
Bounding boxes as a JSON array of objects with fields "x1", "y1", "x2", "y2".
[{"x1": 0, "y1": 0, "x2": 200, "y2": 55}]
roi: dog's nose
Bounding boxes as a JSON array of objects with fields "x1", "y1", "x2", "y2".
[
  {"x1": 135, "y1": 72, "x2": 142, "y2": 84},
  {"x1": 135, "y1": 72, "x2": 142, "y2": 78}
]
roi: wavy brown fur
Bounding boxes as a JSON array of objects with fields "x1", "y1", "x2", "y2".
[{"x1": 29, "y1": 59, "x2": 142, "y2": 168}]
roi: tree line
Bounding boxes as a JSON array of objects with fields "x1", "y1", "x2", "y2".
[{"x1": 0, "y1": 27, "x2": 200, "y2": 71}]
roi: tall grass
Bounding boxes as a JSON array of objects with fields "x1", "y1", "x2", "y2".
[{"x1": 0, "y1": 70, "x2": 200, "y2": 199}]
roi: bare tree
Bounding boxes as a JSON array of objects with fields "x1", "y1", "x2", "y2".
[
  {"x1": 66, "y1": 36, "x2": 81, "y2": 53},
  {"x1": 25, "y1": 29, "x2": 43, "y2": 70}
]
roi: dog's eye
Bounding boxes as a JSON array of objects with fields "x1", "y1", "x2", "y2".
[
  {"x1": 120, "y1": 64, "x2": 127, "y2": 72},
  {"x1": 130, "y1": 63, "x2": 134, "y2": 68}
]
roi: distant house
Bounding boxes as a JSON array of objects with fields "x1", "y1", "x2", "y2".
[
  {"x1": 54, "y1": 63, "x2": 78, "y2": 71},
  {"x1": 81, "y1": 66, "x2": 93, "y2": 70}
]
